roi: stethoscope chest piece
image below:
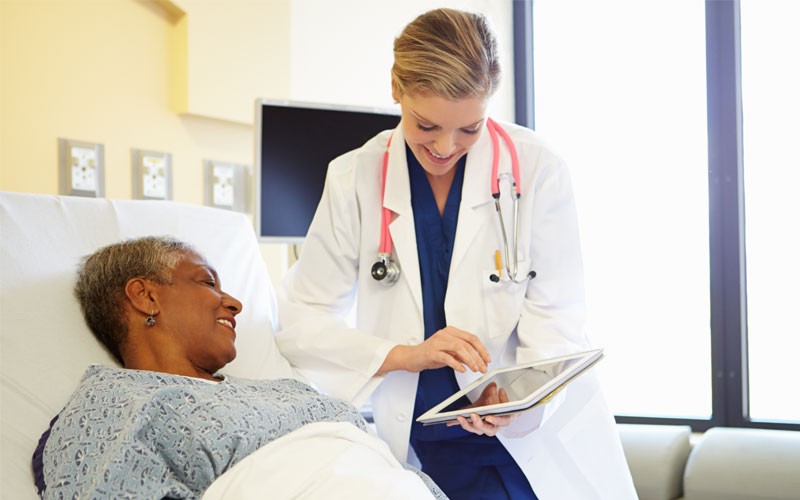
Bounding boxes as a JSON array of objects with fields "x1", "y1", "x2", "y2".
[{"x1": 371, "y1": 253, "x2": 400, "y2": 285}]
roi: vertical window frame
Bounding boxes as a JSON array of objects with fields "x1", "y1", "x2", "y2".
[
  {"x1": 513, "y1": 0, "x2": 535, "y2": 129},
  {"x1": 705, "y1": 0, "x2": 749, "y2": 430}
]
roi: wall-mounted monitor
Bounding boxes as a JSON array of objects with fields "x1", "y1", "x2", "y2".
[{"x1": 255, "y1": 100, "x2": 400, "y2": 243}]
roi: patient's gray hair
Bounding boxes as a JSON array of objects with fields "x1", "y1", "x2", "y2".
[{"x1": 74, "y1": 236, "x2": 196, "y2": 363}]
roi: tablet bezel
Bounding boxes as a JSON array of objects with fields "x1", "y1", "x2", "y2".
[{"x1": 416, "y1": 348, "x2": 604, "y2": 425}]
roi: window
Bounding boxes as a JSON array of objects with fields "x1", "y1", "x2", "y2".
[
  {"x1": 517, "y1": 0, "x2": 800, "y2": 429},
  {"x1": 740, "y1": 0, "x2": 800, "y2": 424},
  {"x1": 531, "y1": 0, "x2": 710, "y2": 419}
]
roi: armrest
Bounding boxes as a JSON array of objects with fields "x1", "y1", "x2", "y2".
[{"x1": 617, "y1": 423, "x2": 692, "y2": 500}]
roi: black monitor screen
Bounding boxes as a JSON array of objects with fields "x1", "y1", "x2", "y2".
[{"x1": 256, "y1": 101, "x2": 400, "y2": 242}]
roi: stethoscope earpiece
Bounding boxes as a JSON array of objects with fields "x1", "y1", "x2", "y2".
[{"x1": 489, "y1": 270, "x2": 536, "y2": 284}]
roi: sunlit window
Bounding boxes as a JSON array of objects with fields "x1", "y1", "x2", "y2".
[
  {"x1": 740, "y1": 0, "x2": 800, "y2": 423},
  {"x1": 533, "y1": 0, "x2": 711, "y2": 418}
]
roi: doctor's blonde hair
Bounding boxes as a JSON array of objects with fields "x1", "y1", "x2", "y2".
[{"x1": 392, "y1": 8, "x2": 500, "y2": 100}]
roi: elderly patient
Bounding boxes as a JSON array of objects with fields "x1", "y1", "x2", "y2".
[{"x1": 33, "y1": 236, "x2": 446, "y2": 499}]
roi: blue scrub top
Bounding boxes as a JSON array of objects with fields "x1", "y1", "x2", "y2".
[{"x1": 405, "y1": 144, "x2": 537, "y2": 500}]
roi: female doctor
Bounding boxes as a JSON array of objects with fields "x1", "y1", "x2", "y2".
[{"x1": 276, "y1": 8, "x2": 636, "y2": 500}]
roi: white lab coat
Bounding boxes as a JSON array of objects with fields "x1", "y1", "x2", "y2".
[{"x1": 276, "y1": 120, "x2": 637, "y2": 499}]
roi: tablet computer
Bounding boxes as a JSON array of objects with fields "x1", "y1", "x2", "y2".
[{"x1": 416, "y1": 348, "x2": 604, "y2": 425}]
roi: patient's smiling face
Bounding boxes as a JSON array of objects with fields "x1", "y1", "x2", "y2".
[{"x1": 155, "y1": 251, "x2": 243, "y2": 375}]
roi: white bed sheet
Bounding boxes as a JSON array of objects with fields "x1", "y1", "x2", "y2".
[{"x1": 203, "y1": 421, "x2": 436, "y2": 499}]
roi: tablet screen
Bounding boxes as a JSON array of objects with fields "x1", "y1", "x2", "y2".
[{"x1": 439, "y1": 356, "x2": 586, "y2": 413}]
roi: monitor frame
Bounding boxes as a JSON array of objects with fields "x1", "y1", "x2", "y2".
[{"x1": 254, "y1": 99, "x2": 400, "y2": 243}]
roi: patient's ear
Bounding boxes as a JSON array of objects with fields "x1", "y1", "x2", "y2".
[{"x1": 124, "y1": 278, "x2": 158, "y2": 316}]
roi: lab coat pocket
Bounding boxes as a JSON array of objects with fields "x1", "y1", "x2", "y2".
[{"x1": 481, "y1": 260, "x2": 529, "y2": 338}]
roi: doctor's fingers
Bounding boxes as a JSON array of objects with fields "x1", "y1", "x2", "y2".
[
  {"x1": 430, "y1": 337, "x2": 485, "y2": 373},
  {"x1": 427, "y1": 350, "x2": 472, "y2": 374},
  {"x1": 484, "y1": 413, "x2": 515, "y2": 429},
  {"x1": 483, "y1": 389, "x2": 517, "y2": 429},
  {"x1": 456, "y1": 414, "x2": 502, "y2": 437},
  {"x1": 436, "y1": 327, "x2": 491, "y2": 370},
  {"x1": 473, "y1": 382, "x2": 499, "y2": 406}
]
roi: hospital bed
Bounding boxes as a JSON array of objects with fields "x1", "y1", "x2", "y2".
[{"x1": 0, "y1": 191, "x2": 438, "y2": 499}]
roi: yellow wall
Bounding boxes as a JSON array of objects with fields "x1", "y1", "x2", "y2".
[
  {"x1": 169, "y1": 0, "x2": 291, "y2": 124},
  {"x1": 0, "y1": 0, "x2": 283, "y2": 203},
  {"x1": 0, "y1": 0, "x2": 513, "y2": 284}
]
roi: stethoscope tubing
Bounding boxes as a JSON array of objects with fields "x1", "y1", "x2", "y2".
[
  {"x1": 488, "y1": 118, "x2": 521, "y2": 198},
  {"x1": 487, "y1": 118, "x2": 532, "y2": 284},
  {"x1": 379, "y1": 134, "x2": 394, "y2": 255},
  {"x1": 375, "y1": 118, "x2": 534, "y2": 285}
]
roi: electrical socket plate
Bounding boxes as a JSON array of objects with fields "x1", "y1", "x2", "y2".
[
  {"x1": 204, "y1": 160, "x2": 249, "y2": 212},
  {"x1": 132, "y1": 149, "x2": 172, "y2": 200},
  {"x1": 58, "y1": 138, "x2": 105, "y2": 197}
]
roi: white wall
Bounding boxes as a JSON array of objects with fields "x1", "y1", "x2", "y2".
[{"x1": 288, "y1": 0, "x2": 515, "y2": 117}]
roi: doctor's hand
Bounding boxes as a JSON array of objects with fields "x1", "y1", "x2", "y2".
[
  {"x1": 377, "y1": 326, "x2": 491, "y2": 375},
  {"x1": 446, "y1": 382, "x2": 516, "y2": 437}
]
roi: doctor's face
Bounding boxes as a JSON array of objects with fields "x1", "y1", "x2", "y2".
[{"x1": 395, "y1": 92, "x2": 488, "y2": 178}]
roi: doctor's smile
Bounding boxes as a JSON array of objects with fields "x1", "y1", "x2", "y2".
[{"x1": 424, "y1": 146, "x2": 456, "y2": 163}]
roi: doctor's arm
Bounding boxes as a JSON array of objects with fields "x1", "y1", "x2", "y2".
[
  {"x1": 275, "y1": 157, "x2": 396, "y2": 404},
  {"x1": 377, "y1": 326, "x2": 491, "y2": 376}
]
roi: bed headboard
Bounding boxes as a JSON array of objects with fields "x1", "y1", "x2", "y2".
[{"x1": 0, "y1": 191, "x2": 295, "y2": 498}]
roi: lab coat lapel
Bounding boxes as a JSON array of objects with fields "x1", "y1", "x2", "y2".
[
  {"x1": 450, "y1": 127, "x2": 495, "y2": 277},
  {"x1": 382, "y1": 128, "x2": 423, "y2": 317}
]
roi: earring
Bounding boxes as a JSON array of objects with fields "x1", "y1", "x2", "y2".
[{"x1": 145, "y1": 311, "x2": 156, "y2": 327}]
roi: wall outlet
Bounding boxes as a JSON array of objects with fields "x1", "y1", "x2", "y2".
[
  {"x1": 204, "y1": 160, "x2": 249, "y2": 212},
  {"x1": 132, "y1": 149, "x2": 172, "y2": 200},
  {"x1": 212, "y1": 164, "x2": 235, "y2": 207},
  {"x1": 58, "y1": 138, "x2": 105, "y2": 197}
]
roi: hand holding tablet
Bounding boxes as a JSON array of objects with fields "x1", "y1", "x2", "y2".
[
  {"x1": 445, "y1": 382, "x2": 517, "y2": 436},
  {"x1": 417, "y1": 349, "x2": 604, "y2": 426}
]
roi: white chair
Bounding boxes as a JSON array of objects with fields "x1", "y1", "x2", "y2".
[{"x1": 683, "y1": 426, "x2": 800, "y2": 500}]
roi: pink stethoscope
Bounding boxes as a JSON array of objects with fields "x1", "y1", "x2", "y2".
[{"x1": 370, "y1": 118, "x2": 537, "y2": 286}]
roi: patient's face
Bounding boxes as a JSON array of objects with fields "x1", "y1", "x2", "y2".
[{"x1": 155, "y1": 251, "x2": 243, "y2": 373}]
